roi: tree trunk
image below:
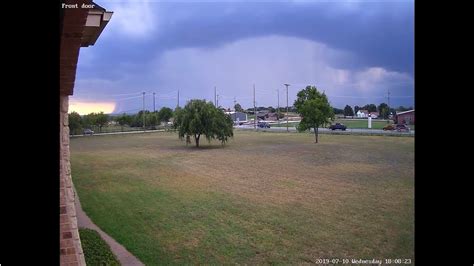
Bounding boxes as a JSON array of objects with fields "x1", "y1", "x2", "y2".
[
  {"x1": 195, "y1": 134, "x2": 200, "y2": 147},
  {"x1": 314, "y1": 126, "x2": 318, "y2": 143}
]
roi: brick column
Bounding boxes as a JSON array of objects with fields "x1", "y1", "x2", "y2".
[{"x1": 60, "y1": 95, "x2": 86, "y2": 266}]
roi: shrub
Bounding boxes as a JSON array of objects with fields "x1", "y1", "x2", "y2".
[{"x1": 79, "y1": 228, "x2": 120, "y2": 266}]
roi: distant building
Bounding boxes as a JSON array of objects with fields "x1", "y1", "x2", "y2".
[
  {"x1": 356, "y1": 110, "x2": 369, "y2": 118},
  {"x1": 225, "y1": 111, "x2": 248, "y2": 124},
  {"x1": 395, "y1": 110, "x2": 415, "y2": 125},
  {"x1": 369, "y1": 112, "x2": 379, "y2": 119},
  {"x1": 256, "y1": 111, "x2": 269, "y2": 120},
  {"x1": 266, "y1": 112, "x2": 279, "y2": 121}
]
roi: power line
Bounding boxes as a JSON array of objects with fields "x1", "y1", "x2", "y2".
[{"x1": 114, "y1": 95, "x2": 142, "y2": 101}]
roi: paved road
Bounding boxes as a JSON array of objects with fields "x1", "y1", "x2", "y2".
[
  {"x1": 235, "y1": 125, "x2": 414, "y2": 136},
  {"x1": 71, "y1": 129, "x2": 165, "y2": 137},
  {"x1": 70, "y1": 127, "x2": 414, "y2": 138}
]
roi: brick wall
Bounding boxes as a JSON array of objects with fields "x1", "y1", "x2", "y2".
[{"x1": 60, "y1": 95, "x2": 86, "y2": 266}]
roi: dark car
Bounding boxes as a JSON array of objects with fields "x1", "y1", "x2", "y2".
[
  {"x1": 83, "y1": 129, "x2": 94, "y2": 135},
  {"x1": 329, "y1": 123, "x2": 347, "y2": 131},
  {"x1": 395, "y1": 124, "x2": 410, "y2": 132},
  {"x1": 257, "y1": 121, "x2": 270, "y2": 128}
]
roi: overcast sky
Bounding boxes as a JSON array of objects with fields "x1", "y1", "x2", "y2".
[{"x1": 70, "y1": 0, "x2": 414, "y2": 114}]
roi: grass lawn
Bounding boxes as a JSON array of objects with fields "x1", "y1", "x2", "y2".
[
  {"x1": 71, "y1": 131, "x2": 414, "y2": 265},
  {"x1": 336, "y1": 119, "x2": 389, "y2": 129}
]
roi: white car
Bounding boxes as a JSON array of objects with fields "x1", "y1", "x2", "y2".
[{"x1": 83, "y1": 129, "x2": 94, "y2": 135}]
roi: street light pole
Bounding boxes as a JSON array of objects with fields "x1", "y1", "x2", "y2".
[
  {"x1": 284, "y1": 84, "x2": 290, "y2": 132},
  {"x1": 277, "y1": 89, "x2": 280, "y2": 127},
  {"x1": 142, "y1": 91, "x2": 146, "y2": 130}
]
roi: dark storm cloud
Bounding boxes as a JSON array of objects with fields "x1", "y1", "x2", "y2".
[{"x1": 73, "y1": 0, "x2": 414, "y2": 112}]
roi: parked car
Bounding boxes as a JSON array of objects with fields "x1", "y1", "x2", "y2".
[
  {"x1": 257, "y1": 121, "x2": 270, "y2": 128},
  {"x1": 383, "y1": 124, "x2": 396, "y2": 131},
  {"x1": 329, "y1": 123, "x2": 347, "y2": 131},
  {"x1": 395, "y1": 124, "x2": 410, "y2": 132},
  {"x1": 83, "y1": 129, "x2": 94, "y2": 135}
]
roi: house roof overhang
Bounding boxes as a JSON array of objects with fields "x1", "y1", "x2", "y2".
[
  {"x1": 60, "y1": 1, "x2": 112, "y2": 95},
  {"x1": 396, "y1": 110, "x2": 415, "y2": 115},
  {"x1": 81, "y1": 3, "x2": 113, "y2": 47}
]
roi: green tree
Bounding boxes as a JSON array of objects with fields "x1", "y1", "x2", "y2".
[
  {"x1": 294, "y1": 86, "x2": 334, "y2": 143},
  {"x1": 344, "y1": 105, "x2": 354, "y2": 117},
  {"x1": 133, "y1": 110, "x2": 150, "y2": 128},
  {"x1": 377, "y1": 103, "x2": 389, "y2": 119},
  {"x1": 173, "y1": 99, "x2": 234, "y2": 147},
  {"x1": 354, "y1": 105, "x2": 360, "y2": 114},
  {"x1": 82, "y1": 113, "x2": 96, "y2": 130},
  {"x1": 158, "y1": 107, "x2": 173, "y2": 122},
  {"x1": 116, "y1": 113, "x2": 132, "y2": 131},
  {"x1": 68, "y1": 111, "x2": 83, "y2": 135},
  {"x1": 234, "y1": 103, "x2": 244, "y2": 112},
  {"x1": 333, "y1": 108, "x2": 344, "y2": 114},
  {"x1": 94, "y1": 112, "x2": 109, "y2": 132},
  {"x1": 397, "y1": 106, "x2": 408, "y2": 112},
  {"x1": 147, "y1": 112, "x2": 159, "y2": 129},
  {"x1": 362, "y1": 104, "x2": 377, "y2": 113}
]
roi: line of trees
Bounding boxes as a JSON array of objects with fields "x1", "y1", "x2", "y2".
[
  {"x1": 68, "y1": 107, "x2": 174, "y2": 135},
  {"x1": 342, "y1": 104, "x2": 413, "y2": 119},
  {"x1": 235, "y1": 102, "x2": 412, "y2": 120}
]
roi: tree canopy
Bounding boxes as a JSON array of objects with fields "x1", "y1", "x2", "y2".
[
  {"x1": 116, "y1": 113, "x2": 132, "y2": 126},
  {"x1": 95, "y1": 112, "x2": 109, "y2": 132},
  {"x1": 158, "y1": 107, "x2": 173, "y2": 122},
  {"x1": 377, "y1": 103, "x2": 389, "y2": 119},
  {"x1": 68, "y1": 111, "x2": 83, "y2": 135},
  {"x1": 173, "y1": 99, "x2": 234, "y2": 147},
  {"x1": 234, "y1": 103, "x2": 243, "y2": 112},
  {"x1": 362, "y1": 104, "x2": 377, "y2": 113},
  {"x1": 354, "y1": 105, "x2": 360, "y2": 114},
  {"x1": 344, "y1": 105, "x2": 354, "y2": 117},
  {"x1": 82, "y1": 112, "x2": 108, "y2": 132},
  {"x1": 294, "y1": 86, "x2": 334, "y2": 143}
]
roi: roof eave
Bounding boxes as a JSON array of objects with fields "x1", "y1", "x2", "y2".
[{"x1": 81, "y1": 8, "x2": 113, "y2": 47}]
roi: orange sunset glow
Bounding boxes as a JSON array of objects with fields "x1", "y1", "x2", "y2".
[{"x1": 69, "y1": 100, "x2": 116, "y2": 115}]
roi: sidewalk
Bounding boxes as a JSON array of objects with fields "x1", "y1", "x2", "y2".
[{"x1": 74, "y1": 188, "x2": 145, "y2": 266}]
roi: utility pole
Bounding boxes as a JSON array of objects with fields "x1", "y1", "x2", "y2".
[
  {"x1": 277, "y1": 89, "x2": 280, "y2": 127},
  {"x1": 177, "y1": 90, "x2": 180, "y2": 108},
  {"x1": 284, "y1": 84, "x2": 290, "y2": 132},
  {"x1": 142, "y1": 91, "x2": 146, "y2": 129},
  {"x1": 253, "y1": 84, "x2": 256, "y2": 130},
  {"x1": 387, "y1": 89, "x2": 391, "y2": 123},
  {"x1": 217, "y1": 94, "x2": 219, "y2": 108},
  {"x1": 153, "y1": 92, "x2": 156, "y2": 112},
  {"x1": 214, "y1": 86, "x2": 217, "y2": 106}
]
